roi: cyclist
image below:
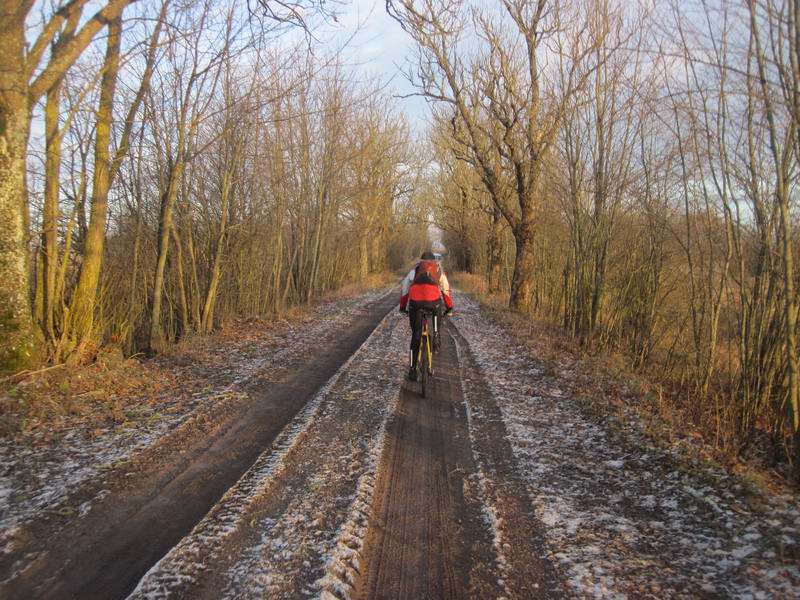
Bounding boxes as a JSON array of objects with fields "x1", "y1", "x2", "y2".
[{"x1": 399, "y1": 251, "x2": 454, "y2": 381}]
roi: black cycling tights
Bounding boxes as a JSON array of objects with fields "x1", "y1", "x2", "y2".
[{"x1": 408, "y1": 300, "x2": 442, "y2": 367}]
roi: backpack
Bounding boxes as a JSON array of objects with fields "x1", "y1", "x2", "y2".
[{"x1": 414, "y1": 260, "x2": 441, "y2": 285}]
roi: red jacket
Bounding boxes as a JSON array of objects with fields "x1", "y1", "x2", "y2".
[{"x1": 399, "y1": 264, "x2": 453, "y2": 311}]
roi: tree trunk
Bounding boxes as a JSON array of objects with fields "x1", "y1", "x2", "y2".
[
  {"x1": 149, "y1": 160, "x2": 183, "y2": 352},
  {"x1": 269, "y1": 223, "x2": 284, "y2": 314},
  {"x1": 370, "y1": 225, "x2": 384, "y2": 274},
  {"x1": 359, "y1": 232, "x2": 370, "y2": 280},
  {"x1": 171, "y1": 223, "x2": 190, "y2": 337},
  {"x1": 127, "y1": 208, "x2": 143, "y2": 353},
  {"x1": 306, "y1": 190, "x2": 327, "y2": 303},
  {"x1": 487, "y1": 205, "x2": 503, "y2": 293},
  {"x1": 183, "y1": 205, "x2": 201, "y2": 327},
  {"x1": 41, "y1": 81, "x2": 64, "y2": 342},
  {"x1": 509, "y1": 218, "x2": 535, "y2": 312},
  {"x1": 0, "y1": 14, "x2": 40, "y2": 373},
  {"x1": 65, "y1": 17, "x2": 122, "y2": 358},
  {"x1": 56, "y1": 190, "x2": 82, "y2": 323},
  {"x1": 33, "y1": 247, "x2": 44, "y2": 335},
  {"x1": 200, "y1": 177, "x2": 232, "y2": 335},
  {"x1": 40, "y1": 13, "x2": 78, "y2": 346}
]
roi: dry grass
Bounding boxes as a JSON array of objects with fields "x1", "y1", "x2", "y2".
[
  {"x1": 0, "y1": 275, "x2": 395, "y2": 442},
  {"x1": 323, "y1": 271, "x2": 398, "y2": 301},
  {"x1": 0, "y1": 353, "x2": 178, "y2": 442},
  {"x1": 450, "y1": 271, "x2": 507, "y2": 309}
]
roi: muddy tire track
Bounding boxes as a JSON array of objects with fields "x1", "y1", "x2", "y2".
[
  {"x1": 356, "y1": 328, "x2": 505, "y2": 600},
  {"x1": 450, "y1": 324, "x2": 564, "y2": 599}
]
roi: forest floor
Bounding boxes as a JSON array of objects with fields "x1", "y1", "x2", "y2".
[{"x1": 1, "y1": 287, "x2": 799, "y2": 599}]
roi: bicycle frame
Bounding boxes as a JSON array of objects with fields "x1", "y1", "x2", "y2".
[
  {"x1": 413, "y1": 314, "x2": 437, "y2": 368},
  {"x1": 418, "y1": 323, "x2": 433, "y2": 370},
  {"x1": 414, "y1": 312, "x2": 437, "y2": 397}
]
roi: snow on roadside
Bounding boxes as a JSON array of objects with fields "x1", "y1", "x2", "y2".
[
  {"x1": 456, "y1": 362, "x2": 512, "y2": 599},
  {"x1": 0, "y1": 289, "x2": 391, "y2": 548},
  {"x1": 314, "y1": 393, "x2": 399, "y2": 600},
  {"x1": 129, "y1": 310, "x2": 407, "y2": 599},
  {"x1": 453, "y1": 294, "x2": 800, "y2": 599}
]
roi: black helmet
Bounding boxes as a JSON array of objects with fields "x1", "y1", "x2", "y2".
[{"x1": 421, "y1": 251, "x2": 436, "y2": 260}]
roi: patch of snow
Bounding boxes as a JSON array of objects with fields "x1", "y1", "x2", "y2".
[
  {"x1": 314, "y1": 390, "x2": 400, "y2": 600},
  {"x1": 129, "y1": 307, "x2": 407, "y2": 599},
  {"x1": 0, "y1": 290, "x2": 393, "y2": 546}
]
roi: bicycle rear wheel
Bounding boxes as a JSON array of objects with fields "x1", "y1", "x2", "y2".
[{"x1": 420, "y1": 335, "x2": 429, "y2": 398}]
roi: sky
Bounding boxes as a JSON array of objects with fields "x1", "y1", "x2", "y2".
[{"x1": 317, "y1": 0, "x2": 432, "y2": 133}]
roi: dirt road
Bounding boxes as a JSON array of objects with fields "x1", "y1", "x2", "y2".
[
  {"x1": 2, "y1": 294, "x2": 398, "y2": 600},
  {"x1": 2, "y1": 289, "x2": 797, "y2": 599},
  {"x1": 356, "y1": 330, "x2": 501, "y2": 599},
  {"x1": 123, "y1": 304, "x2": 553, "y2": 599}
]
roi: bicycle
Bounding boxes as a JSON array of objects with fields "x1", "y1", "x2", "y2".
[
  {"x1": 418, "y1": 313, "x2": 433, "y2": 397},
  {"x1": 415, "y1": 310, "x2": 440, "y2": 398}
]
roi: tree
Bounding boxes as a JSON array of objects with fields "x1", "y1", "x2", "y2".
[
  {"x1": 0, "y1": 0, "x2": 139, "y2": 373},
  {"x1": 387, "y1": 0, "x2": 606, "y2": 312},
  {"x1": 60, "y1": 3, "x2": 166, "y2": 360}
]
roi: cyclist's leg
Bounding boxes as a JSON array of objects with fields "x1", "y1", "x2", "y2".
[
  {"x1": 433, "y1": 300, "x2": 443, "y2": 351},
  {"x1": 407, "y1": 302, "x2": 416, "y2": 355},
  {"x1": 410, "y1": 303, "x2": 424, "y2": 363},
  {"x1": 408, "y1": 302, "x2": 423, "y2": 378}
]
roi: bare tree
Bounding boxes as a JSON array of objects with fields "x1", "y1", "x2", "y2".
[
  {"x1": 387, "y1": 0, "x2": 607, "y2": 312},
  {"x1": 0, "y1": 0, "x2": 137, "y2": 373}
]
